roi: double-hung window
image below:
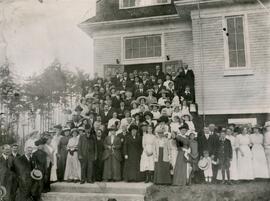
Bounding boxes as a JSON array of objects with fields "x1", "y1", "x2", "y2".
[{"x1": 124, "y1": 35, "x2": 162, "y2": 59}]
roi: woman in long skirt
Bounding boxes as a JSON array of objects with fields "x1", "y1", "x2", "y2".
[
  {"x1": 264, "y1": 122, "x2": 270, "y2": 175},
  {"x1": 50, "y1": 125, "x2": 62, "y2": 182},
  {"x1": 168, "y1": 132, "x2": 178, "y2": 175},
  {"x1": 173, "y1": 124, "x2": 190, "y2": 186},
  {"x1": 64, "y1": 128, "x2": 81, "y2": 182},
  {"x1": 250, "y1": 126, "x2": 269, "y2": 178},
  {"x1": 140, "y1": 125, "x2": 156, "y2": 183},
  {"x1": 236, "y1": 127, "x2": 254, "y2": 180},
  {"x1": 124, "y1": 124, "x2": 143, "y2": 182},
  {"x1": 153, "y1": 128, "x2": 172, "y2": 185}
]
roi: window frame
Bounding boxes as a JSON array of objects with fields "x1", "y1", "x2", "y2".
[
  {"x1": 222, "y1": 14, "x2": 252, "y2": 76},
  {"x1": 119, "y1": 0, "x2": 171, "y2": 9},
  {"x1": 122, "y1": 34, "x2": 164, "y2": 64}
]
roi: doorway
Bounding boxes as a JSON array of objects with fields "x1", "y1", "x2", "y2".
[{"x1": 124, "y1": 63, "x2": 162, "y2": 75}]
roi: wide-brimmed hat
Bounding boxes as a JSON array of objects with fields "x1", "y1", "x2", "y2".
[
  {"x1": 158, "y1": 116, "x2": 169, "y2": 123},
  {"x1": 78, "y1": 127, "x2": 85, "y2": 131},
  {"x1": 150, "y1": 103, "x2": 160, "y2": 108},
  {"x1": 34, "y1": 138, "x2": 47, "y2": 146},
  {"x1": 54, "y1": 124, "x2": 62, "y2": 130},
  {"x1": 30, "y1": 169, "x2": 43, "y2": 180},
  {"x1": 147, "y1": 89, "x2": 154, "y2": 93},
  {"x1": 159, "y1": 89, "x2": 168, "y2": 94},
  {"x1": 140, "y1": 121, "x2": 149, "y2": 127},
  {"x1": 129, "y1": 124, "x2": 139, "y2": 132},
  {"x1": 179, "y1": 123, "x2": 189, "y2": 130},
  {"x1": 70, "y1": 128, "x2": 79, "y2": 135},
  {"x1": 198, "y1": 158, "x2": 210, "y2": 171},
  {"x1": 144, "y1": 111, "x2": 153, "y2": 119},
  {"x1": 0, "y1": 185, "x2": 6, "y2": 198},
  {"x1": 75, "y1": 105, "x2": 83, "y2": 112},
  {"x1": 136, "y1": 96, "x2": 147, "y2": 103},
  {"x1": 264, "y1": 121, "x2": 270, "y2": 128},
  {"x1": 63, "y1": 126, "x2": 70, "y2": 132},
  {"x1": 131, "y1": 100, "x2": 138, "y2": 105},
  {"x1": 108, "y1": 124, "x2": 117, "y2": 131}
]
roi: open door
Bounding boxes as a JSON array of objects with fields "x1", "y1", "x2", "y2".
[
  {"x1": 162, "y1": 60, "x2": 183, "y2": 74},
  {"x1": 104, "y1": 64, "x2": 124, "y2": 79}
]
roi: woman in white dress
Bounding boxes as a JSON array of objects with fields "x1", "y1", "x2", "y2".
[
  {"x1": 168, "y1": 132, "x2": 178, "y2": 174},
  {"x1": 64, "y1": 128, "x2": 81, "y2": 182},
  {"x1": 50, "y1": 126, "x2": 62, "y2": 182},
  {"x1": 264, "y1": 121, "x2": 270, "y2": 175},
  {"x1": 170, "y1": 116, "x2": 181, "y2": 134},
  {"x1": 250, "y1": 126, "x2": 269, "y2": 178},
  {"x1": 236, "y1": 127, "x2": 254, "y2": 180},
  {"x1": 140, "y1": 125, "x2": 156, "y2": 183}
]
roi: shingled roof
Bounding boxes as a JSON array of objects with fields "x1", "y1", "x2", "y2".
[{"x1": 83, "y1": 0, "x2": 177, "y2": 24}]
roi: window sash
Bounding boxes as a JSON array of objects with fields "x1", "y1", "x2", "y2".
[
  {"x1": 124, "y1": 35, "x2": 162, "y2": 59},
  {"x1": 120, "y1": 0, "x2": 170, "y2": 8},
  {"x1": 226, "y1": 16, "x2": 247, "y2": 68}
]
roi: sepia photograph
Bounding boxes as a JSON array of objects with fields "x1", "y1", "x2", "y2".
[{"x1": 0, "y1": 0, "x2": 270, "y2": 201}]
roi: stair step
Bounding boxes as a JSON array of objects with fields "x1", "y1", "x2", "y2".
[
  {"x1": 50, "y1": 182, "x2": 151, "y2": 195},
  {"x1": 42, "y1": 192, "x2": 145, "y2": 201}
]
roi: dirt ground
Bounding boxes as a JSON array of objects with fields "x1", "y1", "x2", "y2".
[{"x1": 145, "y1": 181, "x2": 270, "y2": 201}]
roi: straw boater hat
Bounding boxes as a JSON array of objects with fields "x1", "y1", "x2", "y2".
[
  {"x1": 159, "y1": 89, "x2": 169, "y2": 94},
  {"x1": 264, "y1": 121, "x2": 270, "y2": 128},
  {"x1": 0, "y1": 185, "x2": 7, "y2": 199},
  {"x1": 31, "y1": 169, "x2": 43, "y2": 180},
  {"x1": 136, "y1": 96, "x2": 147, "y2": 103},
  {"x1": 198, "y1": 158, "x2": 210, "y2": 171}
]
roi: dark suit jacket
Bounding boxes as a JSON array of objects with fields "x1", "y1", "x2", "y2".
[
  {"x1": 134, "y1": 89, "x2": 147, "y2": 98},
  {"x1": 102, "y1": 135, "x2": 122, "y2": 161},
  {"x1": 197, "y1": 133, "x2": 219, "y2": 158},
  {"x1": 101, "y1": 108, "x2": 115, "y2": 124},
  {"x1": 32, "y1": 150, "x2": 47, "y2": 175},
  {"x1": 217, "y1": 139, "x2": 232, "y2": 160},
  {"x1": 180, "y1": 69, "x2": 195, "y2": 88},
  {"x1": 155, "y1": 71, "x2": 165, "y2": 81},
  {"x1": 78, "y1": 134, "x2": 97, "y2": 161}
]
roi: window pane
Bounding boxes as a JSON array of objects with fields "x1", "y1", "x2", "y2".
[
  {"x1": 126, "y1": 49, "x2": 132, "y2": 59},
  {"x1": 133, "y1": 48, "x2": 139, "y2": 58},
  {"x1": 229, "y1": 50, "x2": 237, "y2": 67},
  {"x1": 227, "y1": 18, "x2": 235, "y2": 33},
  {"x1": 140, "y1": 47, "x2": 147, "y2": 57},
  {"x1": 140, "y1": 38, "x2": 147, "y2": 48},
  {"x1": 147, "y1": 36, "x2": 154, "y2": 47},
  {"x1": 155, "y1": 47, "x2": 161, "y2": 57},
  {"x1": 153, "y1": 36, "x2": 161, "y2": 46},
  {"x1": 236, "y1": 17, "x2": 243, "y2": 33},
  {"x1": 124, "y1": 35, "x2": 161, "y2": 59},
  {"x1": 147, "y1": 47, "x2": 154, "y2": 57},
  {"x1": 237, "y1": 50, "x2": 246, "y2": 67},
  {"x1": 236, "y1": 33, "x2": 245, "y2": 50},
  {"x1": 228, "y1": 33, "x2": 236, "y2": 50},
  {"x1": 133, "y1": 38, "x2": 140, "y2": 48}
]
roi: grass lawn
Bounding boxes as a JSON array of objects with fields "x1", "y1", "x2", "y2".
[{"x1": 146, "y1": 181, "x2": 270, "y2": 201}]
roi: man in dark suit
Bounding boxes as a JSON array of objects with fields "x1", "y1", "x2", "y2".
[
  {"x1": 217, "y1": 131, "x2": 232, "y2": 184},
  {"x1": 197, "y1": 126, "x2": 219, "y2": 183},
  {"x1": 0, "y1": 144, "x2": 16, "y2": 201},
  {"x1": 134, "y1": 83, "x2": 147, "y2": 98},
  {"x1": 10, "y1": 144, "x2": 20, "y2": 160},
  {"x1": 100, "y1": 104, "x2": 115, "y2": 125},
  {"x1": 154, "y1": 65, "x2": 165, "y2": 81},
  {"x1": 180, "y1": 63, "x2": 195, "y2": 100},
  {"x1": 78, "y1": 124, "x2": 97, "y2": 184},
  {"x1": 13, "y1": 146, "x2": 35, "y2": 201}
]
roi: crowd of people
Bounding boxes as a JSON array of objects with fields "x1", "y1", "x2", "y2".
[{"x1": 1, "y1": 63, "x2": 270, "y2": 201}]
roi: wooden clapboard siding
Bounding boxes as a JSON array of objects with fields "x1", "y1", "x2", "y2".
[
  {"x1": 164, "y1": 30, "x2": 194, "y2": 68},
  {"x1": 192, "y1": 7, "x2": 270, "y2": 115},
  {"x1": 94, "y1": 37, "x2": 122, "y2": 76}
]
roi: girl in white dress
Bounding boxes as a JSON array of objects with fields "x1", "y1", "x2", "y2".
[
  {"x1": 64, "y1": 128, "x2": 81, "y2": 182},
  {"x1": 171, "y1": 105, "x2": 182, "y2": 120},
  {"x1": 170, "y1": 116, "x2": 181, "y2": 134},
  {"x1": 250, "y1": 126, "x2": 269, "y2": 178},
  {"x1": 236, "y1": 127, "x2": 254, "y2": 180},
  {"x1": 181, "y1": 100, "x2": 190, "y2": 116},
  {"x1": 140, "y1": 125, "x2": 156, "y2": 183}
]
